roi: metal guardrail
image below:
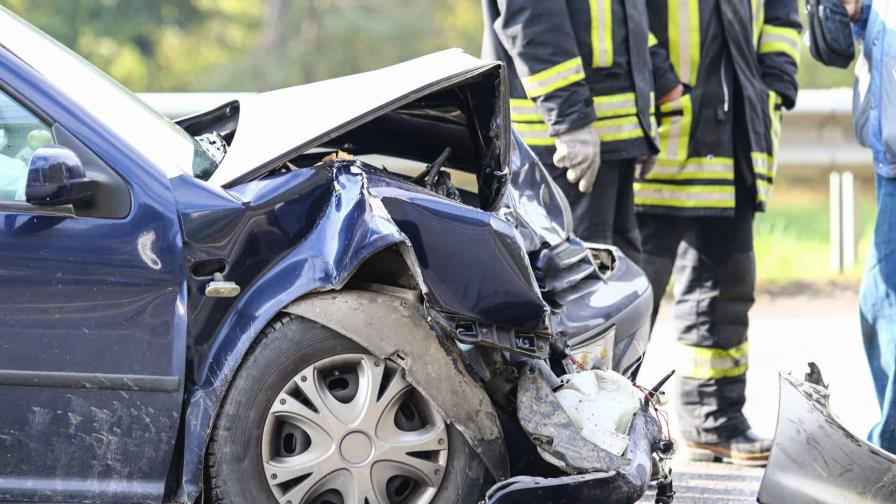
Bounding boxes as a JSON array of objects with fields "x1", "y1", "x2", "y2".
[
  {"x1": 779, "y1": 88, "x2": 871, "y2": 172},
  {"x1": 138, "y1": 88, "x2": 872, "y2": 172}
]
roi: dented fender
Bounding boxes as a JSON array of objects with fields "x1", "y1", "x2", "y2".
[{"x1": 172, "y1": 165, "x2": 418, "y2": 502}]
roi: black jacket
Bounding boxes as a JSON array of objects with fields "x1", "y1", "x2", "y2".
[
  {"x1": 481, "y1": 0, "x2": 676, "y2": 162},
  {"x1": 635, "y1": 0, "x2": 801, "y2": 216}
]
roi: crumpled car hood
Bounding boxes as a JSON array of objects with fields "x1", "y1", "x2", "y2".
[{"x1": 208, "y1": 49, "x2": 504, "y2": 188}]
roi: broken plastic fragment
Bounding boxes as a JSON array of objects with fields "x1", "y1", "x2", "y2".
[{"x1": 554, "y1": 370, "x2": 643, "y2": 456}]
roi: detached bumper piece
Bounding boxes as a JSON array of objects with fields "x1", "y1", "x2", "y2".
[
  {"x1": 758, "y1": 363, "x2": 896, "y2": 503},
  {"x1": 486, "y1": 365, "x2": 665, "y2": 504}
]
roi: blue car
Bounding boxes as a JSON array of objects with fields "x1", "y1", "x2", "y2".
[{"x1": 0, "y1": 8, "x2": 664, "y2": 504}]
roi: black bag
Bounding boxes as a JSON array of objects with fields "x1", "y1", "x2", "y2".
[{"x1": 807, "y1": 0, "x2": 857, "y2": 68}]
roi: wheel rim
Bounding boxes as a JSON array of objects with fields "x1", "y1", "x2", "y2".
[{"x1": 262, "y1": 354, "x2": 449, "y2": 504}]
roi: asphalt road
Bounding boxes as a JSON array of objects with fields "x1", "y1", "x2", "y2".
[{"x1": 635, "y1": 291, "x2": 879, "y2": 503}]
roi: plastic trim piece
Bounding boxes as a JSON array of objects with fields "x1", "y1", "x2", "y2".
[{"x1": 0, "y1": 370, "x2": 180, "y2": 392}]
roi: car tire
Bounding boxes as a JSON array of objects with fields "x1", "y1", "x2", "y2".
[{"x1": 206, "y1": 312, "x2": 487, "y2": 504}]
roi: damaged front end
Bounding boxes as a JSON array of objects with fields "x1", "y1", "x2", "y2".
[
  {"x1": 483, "y1": 366, "x2": 674, "y2": 504},
  {"x1": 173, "y1": 50, "x2": 667, "y2": 503},
  {"x1": 758, "y1": 364, "x2": 896, "y2": 503}
]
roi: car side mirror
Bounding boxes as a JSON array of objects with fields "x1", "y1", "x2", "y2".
[{"x1": 25, "y1": 145, "x2": 95, "y2": 207}]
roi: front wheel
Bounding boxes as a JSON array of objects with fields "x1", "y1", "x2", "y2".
[{"x1": 206, "y1": 313, "x2": 486, "y2": 504}]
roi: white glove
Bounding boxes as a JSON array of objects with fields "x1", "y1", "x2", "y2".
[{"x1": 553, "y1": 125, "x2": 601, "y2": 193}]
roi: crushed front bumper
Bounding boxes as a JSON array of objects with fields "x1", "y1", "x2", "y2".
[
  {"x1": 758, "y1": 363, "x2": 896, "y2": 503},
  {"x1": 484, "y1": 365, "x2": 669, "y2": 504}
]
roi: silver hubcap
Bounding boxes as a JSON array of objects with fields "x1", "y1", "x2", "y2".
[{"x1": 262, "y1": 354, "x2": 448, "y2": 504}]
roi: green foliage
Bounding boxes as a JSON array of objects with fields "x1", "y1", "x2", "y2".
[
  {"x1": 754, "y1": 176, "x2": 875, "y2": 287},
  {"x1": 3, "y1": 0, "x2": 265, "y2": 90},
  {"x1": 1, "y1": 0, "x2": 484, "y2": 91},
  {"x1": 0, "y1": 0, "x2": 858, "y2": 91}
]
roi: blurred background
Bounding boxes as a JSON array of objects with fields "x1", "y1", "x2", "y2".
[{"x1": 0, "y1": 0, "x2": 871, "y2": 294}]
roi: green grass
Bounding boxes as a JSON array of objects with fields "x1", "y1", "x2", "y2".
[{"x1": 754, "y1": 173, "x2": 876, "y2": 289}]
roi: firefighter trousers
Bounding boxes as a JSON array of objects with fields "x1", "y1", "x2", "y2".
[
  {"x1": 546, "y1": 158, "x2": 642, "y2": 266},
  {"x1": 637, "y1": 204, "x2": 755, "y2": 444}
]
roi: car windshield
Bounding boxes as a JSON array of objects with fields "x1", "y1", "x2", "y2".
[{"x1": 0, "y1": 8, "x2": 216, "y2": 180}]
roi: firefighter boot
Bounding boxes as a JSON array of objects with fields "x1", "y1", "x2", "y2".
[{"x1": 685, "y1": 430, "x2": 772, "y2": 466}]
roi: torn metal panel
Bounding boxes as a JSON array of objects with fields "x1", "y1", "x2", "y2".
[
  {"x1": 498, "y1": 134, "x2": 572, "y2": 251},
  {"x1": 366, "y1": 170, "x2": 550, "y2": 331},
  {"x1": 549, "y1": 252, "x2": 652, "y2": 379},
  {"x1": 758, "y1": 364, "x2": 896, "y2": 503},
  {"x1": 283, "y1": 289, "x2": 510, "y2": 480}
]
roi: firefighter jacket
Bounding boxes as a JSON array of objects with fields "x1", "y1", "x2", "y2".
[
  {"x1": 481, "y1": 0, "x2": 679, "y2": 162},
  {"x1": 635, "y1": 0, "x2": 801, "y2": 216}
]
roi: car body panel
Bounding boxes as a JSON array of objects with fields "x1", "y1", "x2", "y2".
[
  {"x1": 0, "y1": 43, "x2": 187, "y2": 504},
  {"x1": 369, "y1": 176, "x2": 547, "y2": 330},
  {"x1": 758, "y1": 365, "x2": 896, "y2": 504}
]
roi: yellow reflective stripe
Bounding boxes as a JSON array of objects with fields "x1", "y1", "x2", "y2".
[
  {"x1": 512, "y1": 122, "x2": 554, "y2": 146},
  {"x1": 669, "y1": 0, "x2": 700, "y2": 86},
  {"x1": 648, "y1": 32, "x2": 659, "y2": 48},
  {"x1": 752, "y1": 152, "x2": 775, "y2": 179},
  {"x1": 753, "y1": 152, "x2": 776, "y2": 204},
  {"x1": 521, "y1": 57, "x2": 586, "y2": 98},
  {"x1": 647, "y1": 157, "x2": 735, "y2": 181},
  {"x1": 633, "y1": 182, "x2": 736, "y2": 208},
  {"x1": 513, "y1": 117, "x2": 644, "y2": 146},
  {"x1": 678, "y1": 342, "x2": 749, "y2": 380},
  {"x1": 594, "y1": 92, "x2": 638, "y2": 118},
  {"x1": 757, "y1": 178, "x2": 772, "y2": 203},
  {"x1": 752, "y1": 90, "x2": 782, "y2": 207},
  {"x1": 751, "y1": 0, "x2": 765, "y2": 48},
  {"x1": 590, "y1": 0, "x2": 613, "y2": 68},
  {"x1": 509, "y1": 98, "x2": 543, "y2": 122},
  {"x1": 512, "y1": 93, "x2": 640, "y2": 121},
  {"x1": 759, "y1": 25, "x2": 801, "y2": 63},
  {"x1": 657, "y1": 94, "x2": 693, "y2": 162},
  {"x1": 769, "y1": 91, "x2": 783, "y2": 161},
  {"x1": 595, "y1": 115, "x2": 644, "y2": 142}
]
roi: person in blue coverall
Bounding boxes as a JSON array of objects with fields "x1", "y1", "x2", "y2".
[{"x1": 844, "y1": 0, "x2": 896, "y2": 454}]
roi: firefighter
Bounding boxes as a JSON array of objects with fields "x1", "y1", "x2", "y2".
[
  {"x1": 480, "y1": 0, "x2": 680, "y2": 265},
  {"x1": 638, "y1": 0, "x2": 800, "y2": 464}
]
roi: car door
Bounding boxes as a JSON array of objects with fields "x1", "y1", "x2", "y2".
[{"x1": 0, "y1": 83, "x2": 187, "y2": 503}]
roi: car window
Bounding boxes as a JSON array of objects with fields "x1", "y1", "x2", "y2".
[
  {"x1": 0, "y1": 90, "x2": 53, "y2": 203},
  {"x1": 0, "y1": 9, "x2": 216, "y2": 180}
]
